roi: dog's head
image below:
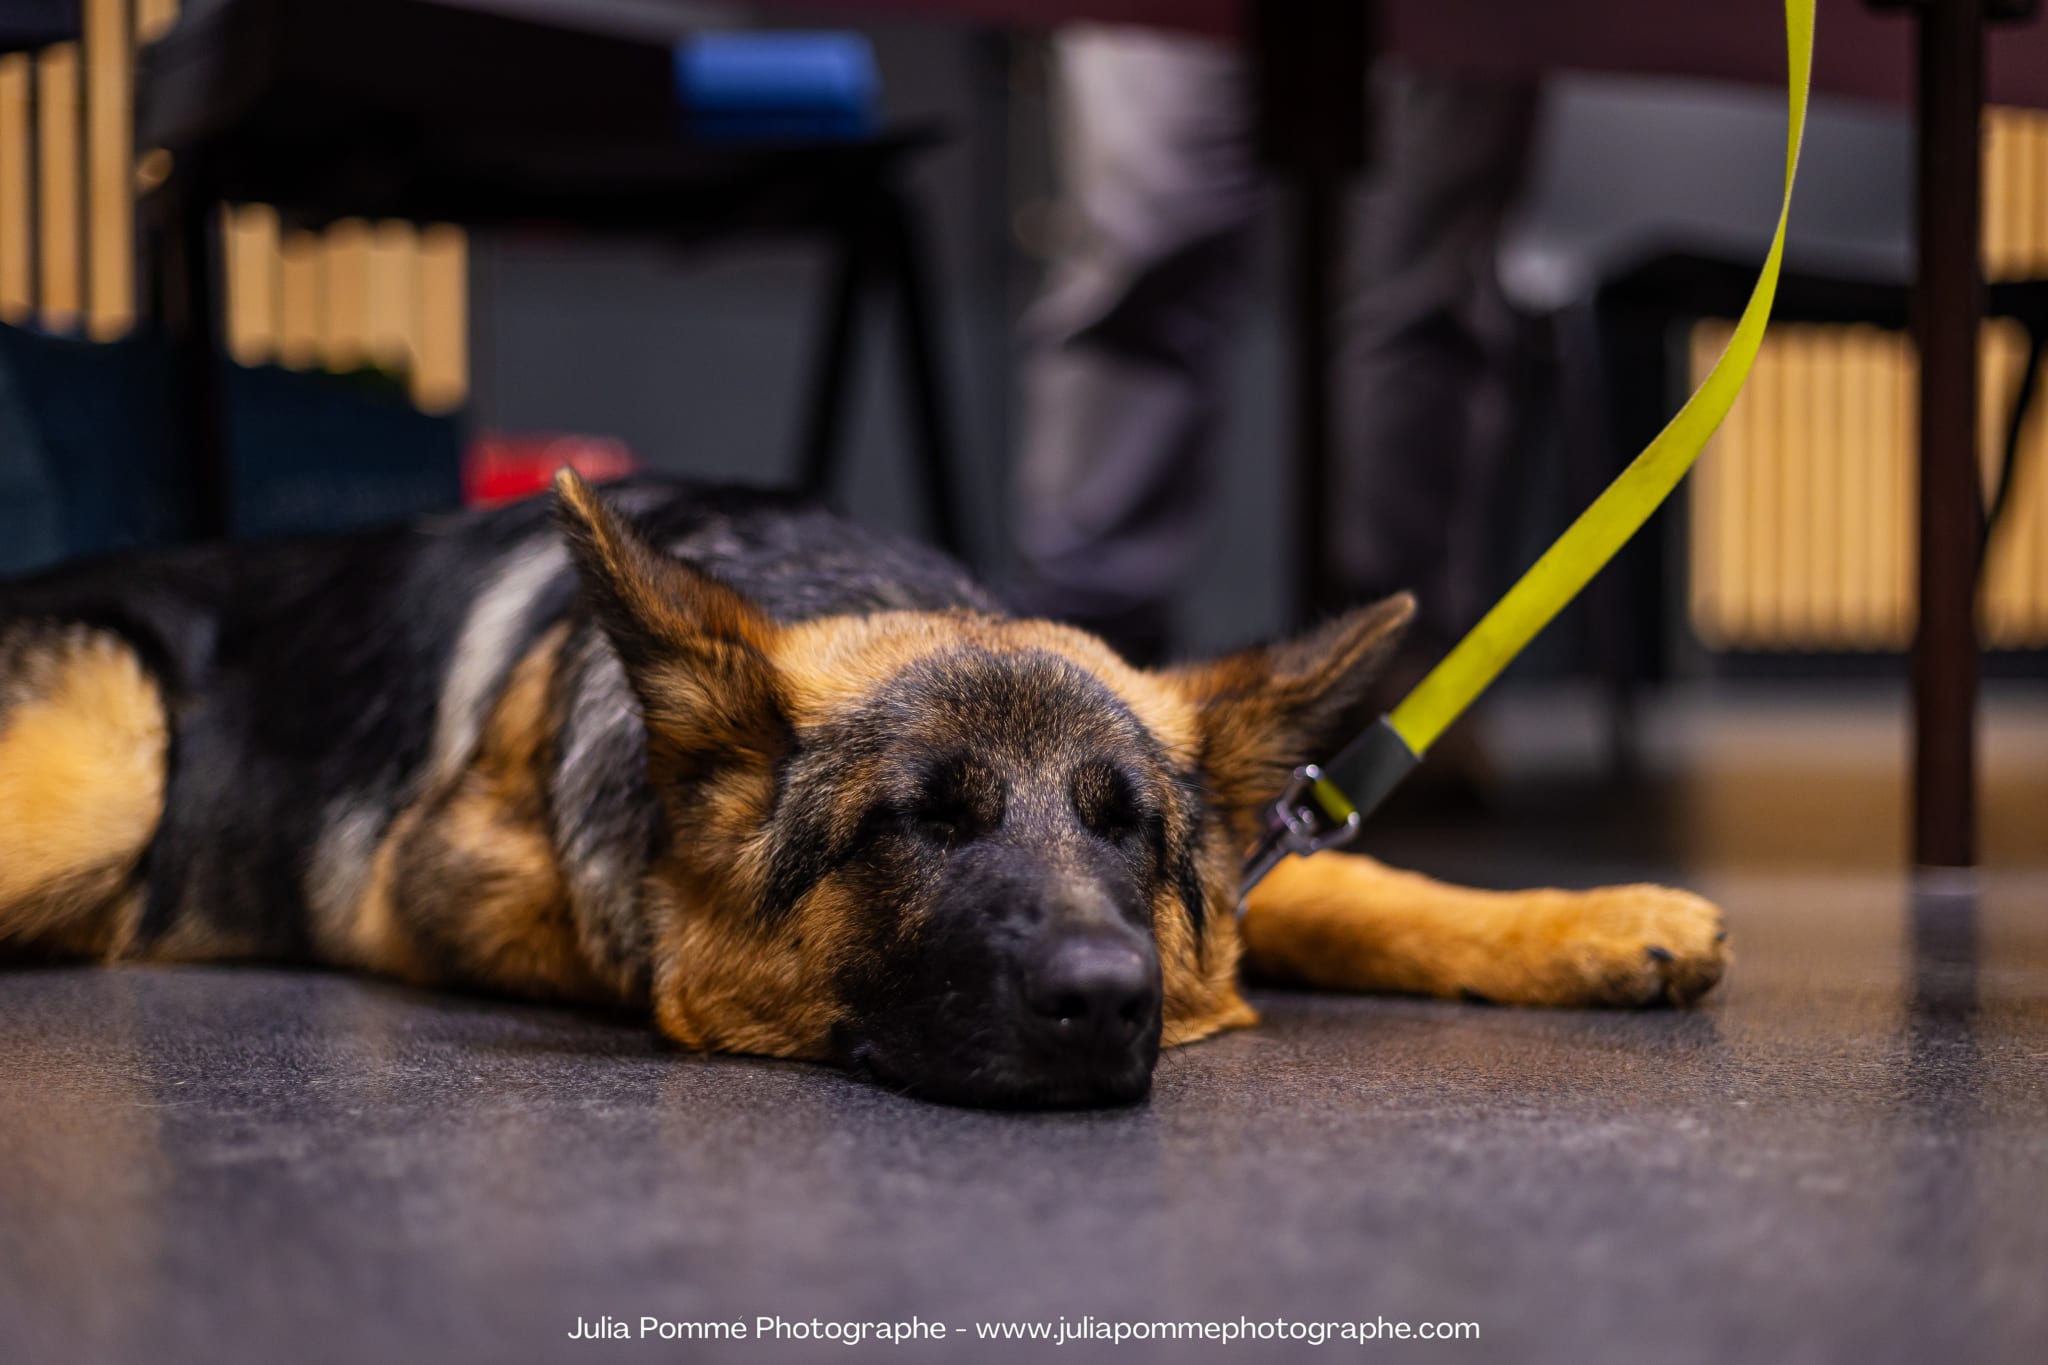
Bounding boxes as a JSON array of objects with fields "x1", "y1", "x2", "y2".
[{"x1": 556, "y1": 474, "x2": 1410, "y2": 1107}]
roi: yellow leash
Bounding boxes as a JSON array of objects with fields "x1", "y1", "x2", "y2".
[{"x1": 1243, "y1": 0, "x2": 1816, "y2": 898}]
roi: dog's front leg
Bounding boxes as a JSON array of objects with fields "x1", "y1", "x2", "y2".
[{"x1": 1239, "y1": 853, "x2": 1727, "y2": 1007}]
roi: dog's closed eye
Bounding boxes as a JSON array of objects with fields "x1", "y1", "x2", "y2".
[
  {"x1": 1070, "y1": 763, "x2": 1149, "y2": 845},
  {"x1": 909, "y1": 797, "x2": 979, "y2": 847},
  {"x1": 864, "y1": 757, "x2": 1005, "y2": 850}
]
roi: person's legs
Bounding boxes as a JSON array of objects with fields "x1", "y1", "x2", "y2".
[
  {"x1": 1334, "y1": 73, "x2": 1541, "y2": 656},
  {"x1": 1011, "y1": 26, "x2": 1262, "y2": 662}
]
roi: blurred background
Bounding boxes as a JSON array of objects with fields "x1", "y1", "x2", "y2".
[
  {"x1": 5, "y1": 12, "x2": 2048, "y2": 1363},
  {"x1": 2, "y1": 0, "x2": 2043, "y2": 873}
]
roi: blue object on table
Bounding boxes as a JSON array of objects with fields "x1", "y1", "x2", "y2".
[{"x1": 673, "y1": 32, "x2": 878, "y2": 143}]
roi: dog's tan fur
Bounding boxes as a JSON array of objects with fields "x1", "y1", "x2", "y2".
[
  {"x1": 0, "y1": 625, "x2": 165, "y2": 959},
  {"x1": 1242, "y1": 855, "x2": 1727, "y2": 1007}
]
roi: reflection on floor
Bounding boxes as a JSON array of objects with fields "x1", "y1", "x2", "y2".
[
  {"x1": 1, "y1": 686, "x2": 2043, "y2": 1365},
  {"x1": 1364, "y1": 681, "x2": 2048, "y2": 885}
]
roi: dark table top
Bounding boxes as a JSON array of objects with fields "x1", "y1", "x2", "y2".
[{"x1": 590, "y1": 0, "x2": 2048, "y2": 109}]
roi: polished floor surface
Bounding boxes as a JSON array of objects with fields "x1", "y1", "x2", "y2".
[{"x1": 3, "y1": 689, "x2": 2045, "y2": 1364}]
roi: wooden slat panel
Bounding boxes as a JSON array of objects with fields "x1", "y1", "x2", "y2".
[
  {"x1": 1688, "y1": 324, "x2": 1726, "y2": 644},
  {"x1": 2031, "y1": 381, "x2": 2048, "y2": 638},
  {"x1": 224, "y1": 203, "x2": 279, "y2": 366},
  {"x1": 0, "y1": 0, "x2": 472, "y2": 413},
  {"x1": 1788, "y1": 331, "x2": 1820, "y2": 643},
  {"x1": 2014, "y1": 116, "x2": 2041, "y2": 278},
  {"x1": 320, "y1": 217, "x2": 371, "y2": 372},
  {"x1": 1718, "y1": 322, "x2": 1755, "y2": 642},
  {"x1": 0, "y1": 55, "x2": 30, "y2": 323},
  {"x1": 1985, "y1": 323, "x2": 2048, "y2": 647},
  {"x1": 1986, "y1": 108, "x2": 2018, "y2": 280},
  {"x1": 1892, "y1": 331, "x2": 1917, "y2": 644},
  {"x1": 276, "y1": 227, "x2": 322, "y2": 370},
  {"x1": 1981, "y1": 323, "x2": 2021, "y2": 641},
  {"x1": 1689, "y1": 318, "x2": 2047, "y2": 650},
  {"x1": 1767, "y1": 332, "x2": 1796, "y2": 643},
  {"x1": 1750, "y1": 328, "x2": 1783, "y2": 643},
  {"x1": 413, "y1": 223, "x2": 467, "y2": 412},
  {"x1": 34, "y1": 43, "x2": 81, "y2": 333},
  {"x1": 136, "y1": 0, "x2": 180, "y2": 45},
  {"x1": 85, "y1": 0, "x2": 133, "y2": 339},
  {"x1": 1729, "y1": 327, "x2": 1758, "y2": 641},
  {"x1": 2031, "y1": 120, "x2": 2048, "y2": 279},
  {"x1": 1814, "y1": 328, "x2": 1845, "y2": 644},
  {"x1": 366, "y1": 219, "x2": 415, "y2": 370},
  {"x1": 1839, "y1": 327, "x2": 1876, "y2": 640}
]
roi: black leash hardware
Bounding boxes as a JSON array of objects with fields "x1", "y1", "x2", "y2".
[
  {"x1": 1237, "y1": 716, "x2": 1420, "y2": 910},
  {"x1": 1237, "y1": 763, "x2": 1361, "y2": 908}
]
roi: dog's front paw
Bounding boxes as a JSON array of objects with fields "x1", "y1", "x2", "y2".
[{"x1": 1493, "y1": 884, "x2": 1729, "y2": 1009}]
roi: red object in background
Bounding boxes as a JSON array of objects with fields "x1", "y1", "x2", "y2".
[{"x1": 463, "y1": 432, "x2": 641, "y2": 506}]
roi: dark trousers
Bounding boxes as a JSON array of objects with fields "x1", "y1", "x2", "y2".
[{"x1": 1013, "y1": 24, "x2": 1538, "y2": 656}]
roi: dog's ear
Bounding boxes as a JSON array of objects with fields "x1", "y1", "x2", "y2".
[
  {"x1": 553, "y1": 470, "x2": 788, "y2": 770},
  {"x1": 1164, "y1": 593, "x2": 1414, "y2": 814}
]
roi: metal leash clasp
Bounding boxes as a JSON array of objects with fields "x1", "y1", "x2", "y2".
[{"x1": 1237, "y1": 763, "x2": 1362, "y2": 911}]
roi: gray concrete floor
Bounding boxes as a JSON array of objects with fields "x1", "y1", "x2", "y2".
[{"x1": 4, "y1": 690, "x2": 2046, "y2": 1365}]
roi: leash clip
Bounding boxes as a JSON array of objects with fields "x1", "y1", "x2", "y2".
[{"x1": 1237, "y1": 763, "x2": 1361, "y2": 910}]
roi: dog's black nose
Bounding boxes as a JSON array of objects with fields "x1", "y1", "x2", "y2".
[{"x1": 1022, "y1": 933, "x2": 1159, "y2": 1050}]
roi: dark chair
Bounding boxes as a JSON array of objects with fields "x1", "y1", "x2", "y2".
[{"x1": 133, "y1": 0, "x2": 966, "y2": 554}]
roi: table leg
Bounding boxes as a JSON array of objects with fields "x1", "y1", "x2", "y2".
[
  {"x1": 153, "y1": 164, "x2": 232, "y2": 541},
  {"x1": 797, "y1": 212, "x2": 868, "y2": 502},
  {"x1": 879, "y1": 184, "x2": 968, "y2": 561},
  {"x1": 1249, "y1": 0, "x2": 1372, "y2": 625},
  {"x1": 1910, "y1": 0, "x2": 1986, "y2": 870},
  {"x1": 1287, "y1": 173, "x2": 1342, "y2": 620}
]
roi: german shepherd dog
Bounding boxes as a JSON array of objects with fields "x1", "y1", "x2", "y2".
[{"x1": 0, "y1": 473, "x2": 1725, "y2": 1107}]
